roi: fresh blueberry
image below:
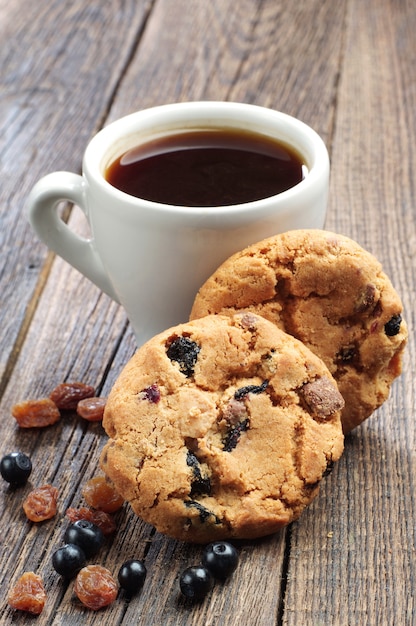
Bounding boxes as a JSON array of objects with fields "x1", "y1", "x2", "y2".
[
  {"x1": 64, "y1": 520, "x2": 104, "y2": 558},
  {"x1": 118, "y1": 559, "x2": 147, "y2": 594},
  {"x1": 0, "y1": 452, "x2": 32, "y2": 486},
  {"x1": 179, "y1": 565, "x2": 214, "y2": 600},
  {"x1": 52, "y1": 543, "x2": 86, "y2": 578},
  {"x1": 202, "y1": 541, "x2": 239, "y2": 579}
]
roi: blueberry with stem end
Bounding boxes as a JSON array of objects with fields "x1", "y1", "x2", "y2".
[
  {"x1": 0, "y1": 452, "x2": 32, "y2": 486},
  {"x1": 64, "y1": 520, "x2": 104, "y2": 558},
  {"x1": 202, "y1": 541, "x2": 239, "y2": 579}
]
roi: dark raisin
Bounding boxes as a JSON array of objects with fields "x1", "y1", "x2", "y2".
[
  {"x1": 50, "y1": 382, "x2": 95, "y2": 410},
  {"x1": 384, "y1": 314, "x2": 402, "y2": 336},
  {"x1": 166, "y1": 336, "x2": 200, "y2": 377},
  {"x1": 323, "y1": 460, "x2": 335, "y2": 477},
  {"x1": 184, "y1": 500, "x2": 220, "y2": 524},
  {"x1": 336, "y1": 345, "x2": 357, "y2": 364},
  {"x1": 223, "y1": 418, "x2": 249, "y2": 452},
  {"x1": 186, "y1": 451, "x2": 211, "y2": 496},
  {"x1": 234, "y1": 380, "x2": 268, "y2": 400},
  {"x1": 139, "y1": 384, "x2": 161, "y2": 403}
]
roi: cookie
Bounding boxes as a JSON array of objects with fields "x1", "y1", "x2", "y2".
[
  {"x1": 190, "y1": 229, "x2": 407, "y2": 433},
  {"x1": 100, "y1": 313, "x2": 344, "y2": 543}
]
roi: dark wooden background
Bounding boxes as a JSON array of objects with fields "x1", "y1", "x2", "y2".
[{"x1": 0, "y1": 1, "x2": 415, "y2": 624}]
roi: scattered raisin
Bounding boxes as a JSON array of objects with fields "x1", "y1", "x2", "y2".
[
  {"x1": 166, "y1": 336, "x2": 200, "y2": 377},
  {"x1": 23, "y1": 484, "x2": 58, "y2": 522},
  {"x1": 186, "y1": 451, "x2": 211, "y2": 496},
  {"x1": 8, "y1": 572, "x2": 46, "y2": 615},
  {"x1": 138, "y1": 384, "x2": 161, "y2": 403},
  {"x1": 384, "y1": 314, "x2": 402, "y2": 336},
  {"x1": 234, "y1": 380, "x2": 268, "y2": 400},
  {"x1": 66, "y1": 507, "x2": 116, "y2": 536},
  {"x1": 82, "y1": 476, "x2": 124, "y2": 513},
  {"x1": 77, "y1": 397, "x2": 106, "y2": 421},
  {"x1": 11, "y1": 398, "x2": 60, "y2": 428},
  {"x1": 74, "y1": 565, "x2": 118, "y2": 610},
  {"x1": 50, "y1": 382, "x2": 95, "y2": 410}
]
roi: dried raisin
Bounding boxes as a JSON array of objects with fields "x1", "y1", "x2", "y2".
[
  {"x1": 23, "y1": 484, "x2": 58, "y2": 522},
  {"x1": 74, "y1": 565, "x2": 118, "y2": 610},
  {"x1": 8, "y1": 572, "x2": 46, "y2": 615},
  {"x1": 234, "y1": 380, "x2": 269, "y2": 400},
  {"x1": 77, "y1": 397, "x2": 106, "y2": 421},
  {"x1": 82, "y1": 476, "x2": 124, "y2": 513},
  {"x1": 166, "y1": 336, "x2": 200, "y2": 377},
  {"x1": 50, "y1": 382, "x2": 95, "y2": 410},
  {"x1": 66, "y1": 507, "x2": 116, "y2": 536},
  {"x1": 11, "y1": 398, "x2": 60, "y2": 428},
  {"x1": 223, "y1": 418, "x2": 249, "y2": 452},
  {"x1": 186, "y1": 451, "x2": 211, "y2": 496},
  {"x1": 138, "y1": 384, "x2": 161, "y2": 403},
  {"x1": 384, "y1": 314, "x2": 402, "y2": 336}
]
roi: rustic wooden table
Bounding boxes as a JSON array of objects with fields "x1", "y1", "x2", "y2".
[{"x1": 0, "y1": 1, "x2": 415, "y2": 624}]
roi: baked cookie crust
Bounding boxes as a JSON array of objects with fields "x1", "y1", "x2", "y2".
[
  {"x1": 101, "y1": 313, "x2": 344, "y2": 543},
  {"x1": 190, "y1": 230, "x2": 407, "y2": 434}
]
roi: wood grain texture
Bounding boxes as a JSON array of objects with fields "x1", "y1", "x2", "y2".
[
  {"x1": 0, "y1": 0, "x2": 415, "y2": 624},
  {"x1": 0, "y1": 0, "x2": 151, "y2": 382}
]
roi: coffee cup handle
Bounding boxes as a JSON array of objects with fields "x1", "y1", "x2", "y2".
[{"x1": 27, "y1": 171, "x2": 120, "y2": 303}]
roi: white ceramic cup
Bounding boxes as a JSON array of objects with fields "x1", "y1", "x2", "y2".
[{"x1": 27, "y1": 101, "x2": 329, "y2": 345}]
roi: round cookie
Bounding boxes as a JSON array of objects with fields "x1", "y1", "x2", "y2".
[
  {"x1": 190, "y1": 229, "x2": 407, "y2": 434},
  {"x1": 100, "y1": 313, "x2": 344, "y2": 543}
]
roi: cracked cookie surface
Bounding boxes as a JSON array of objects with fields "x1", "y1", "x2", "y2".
[
  {"x1": 100, "y1": 313, "x2": 344, "y2": 543},
  {"x1": 190, "y1": 230, "x2": 408, "y2": 433}
]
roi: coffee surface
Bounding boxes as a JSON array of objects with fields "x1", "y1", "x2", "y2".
[{"x1": 105, "y1": 129, "x2": 305, "y2": 206}]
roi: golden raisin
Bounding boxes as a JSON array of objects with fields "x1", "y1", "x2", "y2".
[
  {"x1": 50, "y1": 382, "x2": 95, "y2": 410},
  {"x1": 82, "y1": 476, "x2": 124, "y2": 513},
  {"x1": 66, "y1": 507, "x2": 116, "y2": 536},
  {"x1": 8, "y1": 572, "x2": 46, "y2": 615},
  {"x1": 74, "y1": 565, "x2": 118, "y2": 610},
  {"x1": 76, "y1": 397, "x2": 106, "y2": 421},
  {"x1": 11, "y1": 398, "x2": 60, "y2": 428},
  {"x1": 23, "y1": 484, "x2": 58, "y2": 522}
]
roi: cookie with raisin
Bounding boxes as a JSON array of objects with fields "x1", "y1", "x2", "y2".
[
  {"x1": 100, "y1": 313, "x2": 344, "y2": 543},
  {"x1": 190, "y1": 229, "x2": 407, "y2": 433}
]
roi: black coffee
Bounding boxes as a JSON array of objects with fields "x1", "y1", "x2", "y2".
[{"x1": 105, "y1": 128, "x2": 306, "y2": 206}]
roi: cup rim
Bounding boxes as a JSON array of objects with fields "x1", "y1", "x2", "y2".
[{"x1": 83, "y1": 101, "x2": 329, "y2": 215}]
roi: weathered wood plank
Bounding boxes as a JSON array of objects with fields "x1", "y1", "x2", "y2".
[
  {"x1": 1, "y1": 0, "x2": 414, "y2": 624},
  {"x1": 0, "y1": 0, "x2": 153, "y2": 382},
  {"x1": 283, "y1": 0, "x2": 416, "y2": 624}
]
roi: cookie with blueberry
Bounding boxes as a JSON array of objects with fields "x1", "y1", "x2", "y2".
[
  {"x1": 190, "y1": 229, "x2": 407, "y2": 433},
  {"x1": 100, "y1": 313, "x2": 344, "y2": 543}
]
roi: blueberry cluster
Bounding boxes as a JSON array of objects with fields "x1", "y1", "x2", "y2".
[
  {"x1": 179, "y1": 541, "x2": 239, "y2": 601},
  {"x1": 52, "y1": 520, "x2": 146, "y2": 595}
]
